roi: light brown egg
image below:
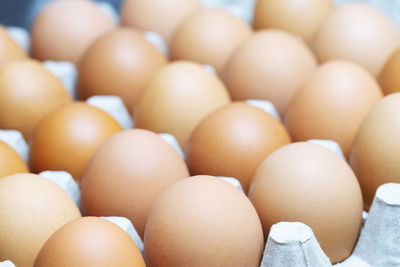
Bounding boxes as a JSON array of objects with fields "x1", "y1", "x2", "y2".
[
  {"x1": 253, "y1": 0, "x2": 334, "y2": 43},
  {"x1": 285, "y1": 60, "x2": 383, "y2": 158},
  {"x1": 312, "y1": 3, "x2": 400, "y2": 77},
  {"x1": 0, "y1": 25, "x2": 26, "y2": 66},
  {"x1": 30, "y1": 0, "x2": 116, "y2": 64},
  {"x1": 248, "y1": 142, "x2": 363, "y2": 264},
  {"x1": 0, "y1": 140, "x2": 29, "y2": 178},
  {"x1": 34, "y1": 217, "x2": 145, "y2": 267},
  {"x1": 170, "y1": 9, "x2": 252, "y2": 76},
  {"x1": 29, "y1": 102, "x2": 122, "y2": 181},
  {"x1": 224, "y1": 30, "x2": 317, "y2": 116},
  {"x1": 0, "y1": 60, "x2": 71, "y2": 140},
  {"x1": 80, "y1": 129, "x2": 189, "y2": 238},
  {"x1": 0, "y1": 173, "x2": 81, "y2": 267},
  {"x1": 120, "y1": 0, "x2": 200, "y2": 44},
  {"x1": 379, "y1": 46, "x2": 400, "y2": 95},
  {"x1": 350, "y1": 93, "x2": 400, "y2": 210},
  {"x1": 144, "y1": 175, "x2": 264, "y2": 267},
  {"x1": 77, "y1": 28, "x2": 167, "y2": 110},
  {"x1": 185, "y1": 102, "x2": 291, "y2": 192},
  {"x1": 134, "y1": 61, "x2": 230, "y2": 148}
]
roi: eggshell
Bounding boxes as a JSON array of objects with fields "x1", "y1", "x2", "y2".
[
  {"x1": 80, "y1": 129, "x2": 189, "y2": 238},
  {"x1": 120, "y1": 0, "x2": 200, "y2": 44},
  {"x1": 312, "y1": 2, "x2": 400, "y2": 77},
  {"x1": 30, "y1": 0, "x2": 116, "y2": 64},
  {"x1": 285, "y1": 60, "x2": 383, "y2": 158},
  {"x1": 34, "y1": 217, "x2": 145, "y2": 267},
  {"x1": 253, "y1": 0, "x2": 334, "y2": 43},
  {"x1": 144, "y1": 175, "x2": 264, "y2": 267},
  {"x1": 185, "y1": 102, "x2": 291, "y2": 192},
  {"x1": 29, "y1": 102, "x2": 122, "y2": 181},
  {"x1": 0, "y1": 140, "x2": 29, "y2": 178},
  {"x1": 134, "y1": 61, "x2": 231, "y2": 148},
  {"x1": 0, "y1": 173, "x2": 81, "y2": 267},
  {"x1": 379, "y1": 46, "x2": 400, "y2": 95},
  {"x1": 0, "y1": 60, "x2": 71, "y2": 140},
  {"x1": 0, "y1": 26, "x2": 26, "y2": 66},
  {"x1": 350, "y1": 93, "x2": 400, "y2": 210},
  {"x1": 248, "y1": 142, "x2": 363, "y2": 263},
  {"x1": 170, "y1": 9, "x2": 251, "y2": 76},
  {"x1": 77, "y1": 28, "x2": 167, "y2": 110},
  {"x1": 224, "y1": 30, "x2": 317, "y2": 116}
]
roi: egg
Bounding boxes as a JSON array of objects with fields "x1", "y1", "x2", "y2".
[
  {"x1": 134, "y1": 61, "x2": 231, "y2": 148},
  {"x1": 350, "y1": 93, "x2": 400, "y2": 210},
  {"x1": 248, "y1": 142, "x2": 363, "y2": 263},
  {"x1": 185, "y1": 102, "x2": 291, "y2": 192},
  {"x1": 34, "y1": 217, "x2": 145, "y2": 267},
  {"x1": 144, "y1": 175, "x2": 264, "y2": 267},
  {"x1": 170, "y1": 9, "x2": 251, "y2": 76},
  {"x1": 30, "y1": 0, "x2": 116, "y2": 64},
  {"x1": 29, "y1": 102, "x2": 122, "y2": 181},
  {"x1": 80, "y1": 129, "x2": 189, "y2": 238},
  {"x1": 0, "y1": 173, "x2": 81, "y2": 267},
  {"x1": 0, "y1": 25, "x2": 26, "y2": 66},
  {"x1": 0, "y1": 60, "x2": 71, "y2": 140},
  {"x1": 224, "y1": 30, "x2": 317, "y2": 116},
  {"x1": 77, "y1": 28, "x2": 167, "y2": 110},
  {"x1": 0, "y1": 140, "x2": 29, "y2": 178},
  {"x1": 379, "y1": 46, "x2": 400, "y2": 95},
  {"x1": 312, "y1": 3, "x2": 400, "y2": 77},
  {"x1": 120, "y1": 0, "x2": 200, "y2": 44},
  {"x1": 285, "y1": 60, "x2": 383, "y2": 158},
  {"x1": 253, "y1": 0, "x2": 334, "y2": 43}
]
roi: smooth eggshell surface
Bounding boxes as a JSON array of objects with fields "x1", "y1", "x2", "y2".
[
  {"x1": 0, "y1": 26, "x2": 26, "y2": 66},
  {"x1": 34, "y1": 217, "x2": 145, "y2": 267},
  {"x1": 144, "y1": 175, "x2": 264, "y2": 267},
  {"x1": 0, "y1": 140, "x2": 29, "y2": 178},
  {"x1": 379, "y1": 46, "x2": 400, "y2": 95}
]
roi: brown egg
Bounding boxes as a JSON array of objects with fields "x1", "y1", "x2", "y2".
[
  {"x1": 0, "y1": 140, "x2": 29, "y2": 178},
  {"x1": 0, "y1": 25, "x2": 26, "y2": 66},
  {"x1": 0, "y1": 173, "x2": 81, "y2": 267},
  {"x1": 350, "y1": 93, "x2": 400, "y2": 210},
  {"x1": 120, "y1": 0, "x2": 200, "y2": 44},
  {"x1": 224, "y1": 30, "x2": 317, "y2": 116},
  {"x1": 134, "y1": 61, "x2": 231, "y2": 148},
  {"x1": 248, "y1": 142, "x2": 363, "y2": 263},
  {"x1": 379, "y1": 46, "x2": 400, "y2": 95},
  {"x1": 285, "y1": 60, "x2": 383, "y2": 158},
  {"x1": 253, "y1": 0, "x2": 334, "y2": 43},
  {"x1": 30, "y1": 0, "x2": 116, "y2": 64},
  {"x1": 312, "y1": 3, "x2": 400, "y2": 77},
  {"x1": 144, "y1": 175, "x2": 264, "y2": 267},
  {"x1": 0, "y1": 60, "x2": 71, "y2": 139},
  {"x1": 186, "y1": 102, "x2": 291, "y2": 192},
  {"x1": 77, "y1": 28, "x2": 167, "y2": 110},
  {"x1": 34, "y1": 217, "x2": 145, "y2": 267},
  {"x1": 170, "y1": 9, "x2": 252, "y2": 76},
  {"x1": 80, "y1": 129, "x2": 189, "y2": 238},
  {"x1": 29, "y1": 102, "x2": 122, "y2": 181}
]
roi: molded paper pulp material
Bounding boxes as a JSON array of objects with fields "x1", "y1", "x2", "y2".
[
  {"x1": 43, "y1": 61, "x2": 77, "y2": 99},
  {"x1": 352, "y1": 183, "x2": 400, "y2": 266},
  {"x1": 307, "y1": 139, "x2": 346, "y2": 160},
  {"x1": 203, "y1": 64, "x2": 217, "y2": 75},
  {"x1": 219, "y1": 176, "x2": 244, "y2": 193},
  {"x1": 6, "y1": 26, "x2": 30, "y2": 52},
  {"x1": 0, "y1": 129, "x2": 29, "y2": 162},
  {"x1": 335, "y1": 255, "x2": 371, "y2": 267},
  {"x1": 158, "y1": 133, "x2": 184, "y2": 159},
  {"x1": 86, "y1": 95, "x2": 133, "y2": 130},
  {"x1": 261, "y1": 222, "x2": 332, "y2": 267},
  {"x1": 0, "y1": 261, "x2": 16, "y2": 267},
  {"x1": 201, "y1": 0, "x2": 256, "y2": 24},
  {"x1": 98, "y1": 1, "x2": 120, "y2": 24},
  {"x1": 245, "y1": 100, "x2": 281, "y2": 121},
  {"x1": 39, "y1": 171, "x2": 81, "y2": 208},
  {"x1": 144, "y1": 31, "x2": 169, "y2": 57},
  {"x1": 102, "y1": 216, "x2": 144, "y2": 255}
]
